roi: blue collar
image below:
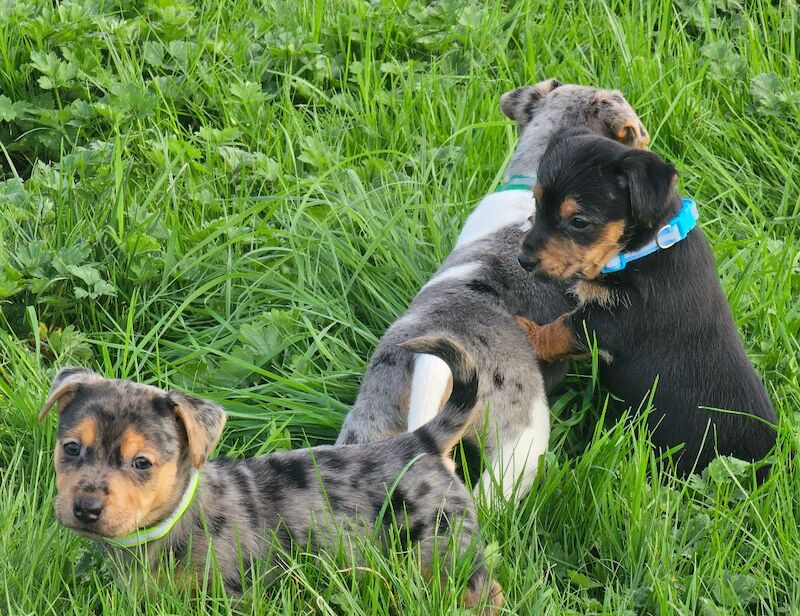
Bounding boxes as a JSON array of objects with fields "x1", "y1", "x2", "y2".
[
  {"x1": 602, "y1": 198, "x2": 699, "y2": 273},
  {"x1": 496, "y1": 174, "x2": 536, "y2": 192}
]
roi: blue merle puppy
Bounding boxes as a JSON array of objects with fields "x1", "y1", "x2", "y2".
[
  {"x1": 40, "y1": 337, "x2": 502, "y2": 613},
  {"x1": 337, "y1": 80, "x2": 650, "y2": 500}
]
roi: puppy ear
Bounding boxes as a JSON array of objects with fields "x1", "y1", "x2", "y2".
[
  {"x1": 594, "y1": 90, "x2": 650, "y2": 149},
  {"x1": 618, "y1": 150, "x2": 678, "y2": 228},
  {"x1": 169, "y1": 392, "x2": 227, "y2": 468},
  {"x1": 500, "y1": 78, "x2": 561, "y2": 128},
  {"x1": 38, "y1": 367, "x2": 102, "y2": 422}
]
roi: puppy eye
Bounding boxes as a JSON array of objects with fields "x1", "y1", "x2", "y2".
[
  {"x1": 63, "y1": 442, "x2": 81, "y2": 457},
  {"x1": 132, "y1": 457, "x2": 152, "y2": 471},
  {"x1": 570, "y1": 216, "x2": 592, "y2": 230}
]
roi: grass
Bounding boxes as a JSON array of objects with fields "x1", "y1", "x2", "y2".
[{"x1": 1, "y1": 0, "x2": 799, "y2": 613}]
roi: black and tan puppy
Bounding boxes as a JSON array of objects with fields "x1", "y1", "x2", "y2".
[
  {"x1": 516, "y1": 127, "x2": 777, "y2": 477},
  {"x1": 39, "y1": 338, "x2": 502, "y2": 613}
]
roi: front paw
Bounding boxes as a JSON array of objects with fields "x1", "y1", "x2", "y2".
[
  {"x1": 515, "y1": 316, "x2": 548, "y2": 358},
  {"x1": 515, "y1": 315, "x2": 576, "y2": 362},
  {"x1": 515, "y1": 316, "x2": 541, "y2": 337}
]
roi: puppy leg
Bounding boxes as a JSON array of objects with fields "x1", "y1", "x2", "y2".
[
  {"x1": 515, "y1": 315, "x2": 583, "y2": 362},
  {"x1": 463, "y1": 566, "x2": 504, "y2": 615},
  {"x1": 479, "y1": 391, "x2": 550, "y2": 501},
  {"x1": 407, "y1": 354, "x2": 453, "y2": 430}
]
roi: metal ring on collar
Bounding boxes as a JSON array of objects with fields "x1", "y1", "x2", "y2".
[{"x1": 655, "y1": 224, "x2": 681, "y2": 249}]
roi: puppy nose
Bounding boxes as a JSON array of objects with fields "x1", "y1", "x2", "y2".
[
  {"x1": 518, "y1": 252, "x2": 539, "y2": 272},
  {"x1": 73, "y1": 496, "x2": 103, "y2": 523}
]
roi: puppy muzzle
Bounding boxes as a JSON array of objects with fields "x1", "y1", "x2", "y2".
[{"x1": 73, "y1": 495, "x2": 104, "y2": 524}]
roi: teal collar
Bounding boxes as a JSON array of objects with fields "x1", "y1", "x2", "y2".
[
  {"x1": 602, "y1": 198, "x2": 699, "y2": 273},
  {"x1": 495, "y1": 174, "x2": 536, "y2": 192},
  {"x1": 105, "y1": 471, "x2": 200, "y2": 549}
]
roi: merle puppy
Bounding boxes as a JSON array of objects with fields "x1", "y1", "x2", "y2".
[
  {"x1": 337, "y1": 80, "x2": 650, "y2": 499},
  {"x1": 39, "y1": 337, "x2": 502, "y2": 613},
  {"x1": 516, "y1": 127, "x2": 777, "y2": 477}
]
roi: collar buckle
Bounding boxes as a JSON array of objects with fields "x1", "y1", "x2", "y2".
[{"x1": 655, "y1": 223, "x2": 682, "y2": 249}]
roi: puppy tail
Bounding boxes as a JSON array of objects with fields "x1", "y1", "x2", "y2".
[{"x1": 398, "y1": 336, "x2": 479, "y2": 455}]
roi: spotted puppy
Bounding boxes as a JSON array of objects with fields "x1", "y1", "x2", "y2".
[
  {"x1": 39, "y1": 338, "x2": 502, "y2": 613},
  {"x1": 337, "y1": 80, "x2": 649, "y2": 499},
  {"x1": 516, "y1": 127, "x2": 777, "y2": 477}
]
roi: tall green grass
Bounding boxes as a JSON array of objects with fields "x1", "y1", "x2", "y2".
[{"x1": 1, "y1": 0, "x2": 798, "y2": 613}]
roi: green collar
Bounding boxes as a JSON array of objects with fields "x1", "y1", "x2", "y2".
[
  {"x1": 106, "y1": 471, "x2": 200, "y2": 549},
  {"x1": 495, "y1": 174, "x2": 536, "y2": 192}
]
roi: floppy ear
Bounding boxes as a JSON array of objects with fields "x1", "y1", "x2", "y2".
[
  {"x1": 38, "y1": 367, "x2": 102, "y2": 422},
  {"x1": 593, "y1": 90, "x2": 650, "y2": 149},
  {"x1": 500, "y1": 78, "x2": 562, "y2": 129},
  {"x1": 618, "y1": 150, "x2": 679, "y2": 228},
  {"x1": 169, "y1": 392, "x2": 227, "y2": 468}
]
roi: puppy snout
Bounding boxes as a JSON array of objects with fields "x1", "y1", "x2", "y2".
[
  {"x1": 73, "y1": 496, "x2": 103, "y2": 523},
  {"x1": 518, "y1": 251, "x2": 539, "y2": 272}
]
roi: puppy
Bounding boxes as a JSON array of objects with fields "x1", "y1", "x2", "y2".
[
  {"x1": 39, "y1": 338, "x2": 502, "y2": 613},
  {"x1": 516, "y1": 127, "x2": 777, "y2": 477},
  {"x1": 337, "y1": 80, "x2": 650, "y2": 499}
]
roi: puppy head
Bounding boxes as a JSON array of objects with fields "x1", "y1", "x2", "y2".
[
  {"x1": 501, "y1": 80, "x2": 650, "y2": 175},
  {"x1": 518, "y1": 128, "x2": 678, "y2": 280},
  {"x1": 39, "y1": 368, "x2": 226, "y2": 539}
]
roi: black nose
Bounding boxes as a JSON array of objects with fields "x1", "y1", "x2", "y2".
[
  {"x1": 518, "y1": 252, "x2": 539, "y2": 272},
  {"x1": 73, "y1": 496, "x2": 103, "y2": 523}
]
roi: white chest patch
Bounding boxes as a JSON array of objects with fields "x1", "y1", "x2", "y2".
[{"x1": 455, "y1": 190, "x2": 536, "y2": 249}]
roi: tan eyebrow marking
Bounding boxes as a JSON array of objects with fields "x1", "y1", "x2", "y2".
[
  {"x1": 120, "y1": 428, "x2": 148, "y2": 461},
  {"x1": 559, "y1": 197, "x2": 580, "y2": 219},
  {"x1": 71, "y1": 417, "x2": 97, "y2": 448}
]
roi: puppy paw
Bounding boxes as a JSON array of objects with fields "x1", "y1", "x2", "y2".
[
  {"x1": 463, "y1": 573, "x2": 504, "y2": 615},
  {"x1": 480, "y1": 579, "x2": 504, "y2": 615},
  {"x1": 515, "y1": 316, "x2": 545, "y2": 355},
  {"x1": 516, "y1": 315, "x2": 576, "y2": 362}
]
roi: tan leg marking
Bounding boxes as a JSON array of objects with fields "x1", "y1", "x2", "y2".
[
  {"x1": 463, "y1": 578, "x2": 504, "y2": 615},
  {"x1": 516, "y1": 315, "x2": 579, "y2": 362}
]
